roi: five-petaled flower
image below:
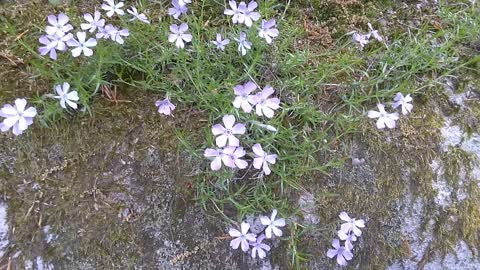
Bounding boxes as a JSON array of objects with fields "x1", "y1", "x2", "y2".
[
  {"x1": 38, "y1": 33, "x2": 73, "y2": 60},
  {"x1": 80, "y1": 11, "x2": 105, "y2": 33},
  {"x1": 367, "y1": 104, "x2": 399, "y2": 129},
  {"x1": 127, "y1": 7, "x2": 150, "y2": 24},
  {"x1": 235, "y1": 32, "x2": 252, "y2": 56},
  {"x1": 168, "y1": 23, "x2": 192, "y2": 49},
  {"x1": 107, "y1": 26, "x2": 130, "y2": 44},
  {"x1": 101, "y1": 0, "x2": 125, "y2": 17},
  {"x1": 204, "y1": 148, "x2": 225, "y2": 171},
  {"x1": 250, "y1": 234, "x2": 270, "y2": 259},
  {"x1": 260, "y1": 209, "x2": 285, "y2": 238},
  {"x1": 224, "y1": 1, "x2": 246, "y2": 24},
  {"x1": 155, "y1": 98, "x2": 176, "y2": 116},
  {"x1": 326, "y1": 239, "x2": 354, "y2": 266},
  {"x1": 229, "y1": 222, "x2": 257, "y2": 252},
  {"x1": 368, "y1": 23, "x2": 383, "y2": 42},
  {"x1": 211, "y1": 34, "x2": 230, "y2": 51},
  {"x1": 232, "y1": 81, "x2": 257, "y2": 113},
  {"x1": 338, "y1": 230, "x2": 357, "y2": 251},
  {"x1": 339, "y1": 212, "x2": 365, "y2": 237},
  {"x1": 211, "y1": 114, "x2": 246, "y2": 147},
  {"x1": 222, "y1": 146, "x2": 248, "y2": 169},
  {"x1": 0, "y1": 98, "x2": 37, "y2": 136},
  {"x1": 67, "y1": 32, "x2": 97, "y2": 57},
  {"x1": 252, "y1": 86, "x2": 280, "y2": 118},
  {"x1": 258, "y1": 19, "x2": 279, "y2": 44},
  {"x1": 169, "y1": 0, "x2": 188, "y2": 19},
  {"x1": 392, "y1": 92, "x2": 413, "y2": 115},
  {"x1": 45, "y1": 13, "x2": 73, "y2": 37},
  {"x1": 252, "y1": 143, "x2": 277, "y2": 175},
  {"x1": 54, "y1": 82, "x2": 80, "y2": 109},
  {"x1": 242, "y1": 1, "x2": 261, "y2": 27}
]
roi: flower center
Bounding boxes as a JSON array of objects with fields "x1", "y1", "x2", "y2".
[{"x1": 225, "y1": 129, "x2": 233, "y2": 136}]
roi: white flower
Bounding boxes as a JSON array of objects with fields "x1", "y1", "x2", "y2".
[
  {"x1": 260, "y1": 209, "x2": 285, "y2": 238},
  {"x1": 368, "y1": 23, "x2": 383, "y2": 42},
  {"x1": 54, "y1": 82, "x2": 79, "y2": 109},
  {"x1": 252, "y1": 143, "x2": 277, "y2": 175},
  {"x1": 229, "y1": 222, "x2": 256, "y2": 252},
  {"x1": 326, "y1": 239, "x2": 353, "y2": 266},
  {"x1": 67, "y1": 32, "x2": 97, "y2": 57},
  {"x1": 392, "y1": 92, "x2": 413, "y2": 115},
  {"x1": 38, "y1": 33, "x2": 73, "y2": 60},
  {"x1": 251, "y1": 86, "x2": 280, "y2": 118},
  {"x1": 127, "y1": 7, "x2": 150, "y2": 24},
  {"x1": 45, "y1": 13, "x2": 73, "y2": 37},
  {"x1": 258, "y1": 19, "x2": 279, "y2": 44},
  {"x1": 222, "y1": 146, "x2": 248, "y2": 169},
  {"x1": 367, "y1": 104, "x2": 399, "y2": 129},
  {"x1": 80, "y1": 11, "x2": 105, "y2": 33},
  {"x1": 235, "y1": 32, "x2": 252, "y2": 56},
  {"x1": 107, "y1": 26, "x2": 130, "y2": 45},
  {"x1": 0, "y1": 98, "x2": 37, "y2": 136},
  {"x1": 339, "y1": 212, "x2": 365, "y2": 237},
  {"x1": 168, "y1": 23, "x2": 192, "y2": 49},
  {"x1": 250, "y1": 234, "x2": 270, "y2": 259},
  {"x1": 211, "y1": 114, "x2": 246, "y2": 147},
  {"x1": 211, "y1": 33, "x2": 230, "y2": 51},
  {"x1": 338, "y1": 230, "x2": 357, "y2": 251},
  {"x1": 177, "y1": 0, "x2": 191, "y2": 5},
  {"x1": 101, "y1": 0, "x2": 125, "y2": 17}
]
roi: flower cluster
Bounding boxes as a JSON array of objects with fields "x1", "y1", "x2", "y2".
[
  {"x1": 228, "y1": 209, "x2": 286, "y2": 259},
  {"x1": 327, "y1": 212, "x2": 365, "y2": 266},
  {"x1": 38, "y1": 1, "x2": 150, "y2": 60},
  {"x1": 352, "y1": 22, "x2": 383, "y2": 49},
  {"x1": 367, "y1": 92, "x2": 413, "y2": 129},
  {"x1": 168, "y1": 0, "x2": 192, "y2": 48},
  {"x1": 204, "y1": 81, "x2": 280, "y2": 175},
  {"x1": 223, "y1": 1, "x2": 279, "y2": 55}
]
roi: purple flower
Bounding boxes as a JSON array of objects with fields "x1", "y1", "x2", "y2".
[
  {"x1": 368, "y1": 23, "x2": 383, "y2": 42},
  {"x1": 107, "y1": 26, "x2": 130, "y2": 44},
  {"x1": 250, "y1": 234, "x2": 270, "y2": 259},
  {"x1": 229, "y1": 222, "x2": 256, "y2": 252},
  {"x1": 80, "y1": 11, "x2": 105, "y2": 33},
  {"x1": 252, "y1": 143, "x2": 277, "y2": 175},
  {"x1": 339, "y1": 212, "x2": 365, "y2": 237},
  {"x1": 367, "y1": 104, "x2": 399, "y2": 129},
  {"x1": 252, "y1": 86, "x2": 280, "y2": 118},
  {"x1": 260, "y1": 209, "x2": 285, "y2": 238},
  {"x1": 67, "y1": 32, "x2": 97, "y2": 57},
  {"x1": 101, "y1": 0, "x2": 125, "y2": 17},
  {"x1": 224, "y1": 1, "x2": 247, "y2": 24},
  {"x1": 352, "y1": 32, "x2": 370, "y2": 48},
  {"x1": 211, "y1": 114, "x2": 246, "y2": 147},
  {"x1": 204, "y1": 148, "x2": 224, "y2": 171},
  {"x1": 211, "y1": 34, "x2": 230, "y2": 51},
  {"x1": 168, "y1": 23, "x2": 192, "y2": 49},
  {"x1": 38, "y1": 33, "x2": 73, "y2": 60},
  {"x1": 169, "y1": 0, "x2": 188, "y2": 19},
  {"x1": 338, "y1": 230, "x2": 357, "y2": 251},
  {"x1": 54, "y1": 82, "x2": 79, "y2": 109},
  {"x1": 155, "y1": 98, "x2": 176, "y2": 115},
  {"x1": 242, "y1": 1, "x2": 261, "y2": 27},
  {"x1": 0, "y1": 98, "x2": 37, "y2": 136},
  {"x1": 259, "y1": 19, "x2": 279, "y2": 44},
  {"x1": 222, "y1": 146, "x2": 248, "y2": 169},
  {"x1": 392, "y1": 92, "x2": 413, "y2": 115},
  {"x1": 326, "y1": 239, "x2": 353, "y2": 266},
  {"x1": 45, "y1": 13, "x2": 73, "y2": 37},
  {"x1": 127, "y1": 7, "x2": 150, "y2": 24},
  {"x1": 232, "y1": 81, "x2": 257, "y2": 113},
  {"x1": 235, "y1": 32, "x2": 252, "y2": 56},
  {"x1": 96, "y1": 25, "x2": 112, "y2": 39}
]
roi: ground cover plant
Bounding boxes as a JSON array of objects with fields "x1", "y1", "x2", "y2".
[{"x1": 1, "y1": 0, "x2": 480, "y2": 269}]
